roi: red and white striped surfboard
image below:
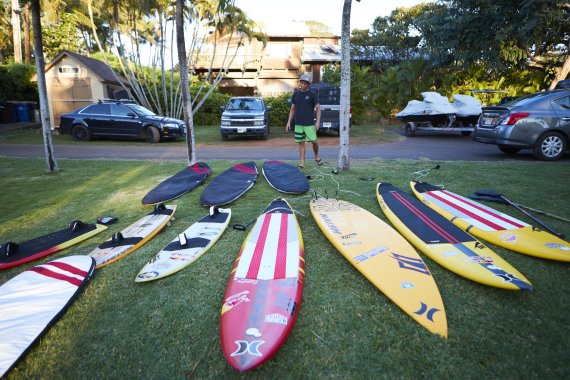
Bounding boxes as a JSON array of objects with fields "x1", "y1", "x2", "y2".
[
  {"x1": 220, "y1": 199, "x2": 305, "y2": 372},
  {"x1": 411, "y1": 181, "x2": 570, "y2": 262},
  {"x1": 0, "y1": 256, "x2": 96, "y2": 377}
]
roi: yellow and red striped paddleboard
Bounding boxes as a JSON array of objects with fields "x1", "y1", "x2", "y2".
[
  {"x1": 377, "y1": 183, "x2": 532, "y2": 291},
  {"x1": 310, "y1": 197, "x2": 447, "y2": 338},
  {"x1": 411, "y1": 181, "x2": 570, "y2": 262}
]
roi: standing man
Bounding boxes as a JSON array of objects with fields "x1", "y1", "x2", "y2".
[{"x1": 286, "y1": 73, "x2": 323, "y2": 169}]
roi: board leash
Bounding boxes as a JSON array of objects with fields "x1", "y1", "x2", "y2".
[{"x1": 412, "y1": 164, "x2": 441, "y2": 182}]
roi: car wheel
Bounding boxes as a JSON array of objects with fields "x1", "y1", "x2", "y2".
[
  {"x1": 404, "y1": 123, "x2": 415, "y2": 137},
  {"x1": 221, "y1": 135, "x2": 229, "y2": 141},
  {"x1": 145, "y1": 126, "x2": 160, "y2": 143},
  {"x1": 71, "y1": 125, "x2": 91, "y2": 141},
  {"x1": 261, "y1": 134, "x2": 268, "y2": 140},
  {"x1": 498, "y1": 145, "x2": 521, "y2": 155},
  {"x1": 533, "y1": 132, "x2": 566, "y2": 161}
]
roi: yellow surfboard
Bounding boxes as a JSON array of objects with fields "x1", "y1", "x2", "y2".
[
  {"x1": 377, "y1": 183, "x2": 532, "y2": 291},
  {"x1": 411, "y1": 181, "x2": 570, "y2": 262},
  {"x1": 310, "y1": 197, "x2": 447, "y2": 338},
  {"x1": 88, "y1": 205, "x2": 176, "y2": 269}
]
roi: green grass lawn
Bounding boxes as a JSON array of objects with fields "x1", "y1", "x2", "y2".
[
  {"x1": 0, "y1": 157, "x2": 569, "y2": 379},
  {"x1": 0, "y1": 123, "x2": 403, "y2": 146}
]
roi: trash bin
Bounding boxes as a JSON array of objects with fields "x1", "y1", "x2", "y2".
[{"x1": 16, "y1": 104, "x2": 30, "y2": 122}]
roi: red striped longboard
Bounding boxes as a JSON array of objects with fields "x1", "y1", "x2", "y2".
[
  {"x1": 220, "y1": 199, "x2": 304, "y2": 372},
  {"x1": 0, "y1": 256, "x2": 96, "y2": 377},
  {"x1": 411, "y1": 181, "x2": 570, "y2": 262}
]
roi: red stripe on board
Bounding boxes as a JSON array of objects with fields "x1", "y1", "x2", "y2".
[
  {"x1": 391, "y1": 191, "x2": 460, "y2": 244},
  {"x1": 234, "y1": 164, "x2": 257, "y2": 174},
  {"x1": 246, "y1": 215, "x2": 272, "y2": 279},
  {"x1": 48, "y1": 261, "x2": 88, "y2": 277},
  {"x1": 274, "y1": 213, "x2": 288, "y2": 279},
  {"x1": 189, "y1": 163, "x2": 210, "y2": 174},
  {"x1": 438, "y1": 190, "x2": 525, "y2": 229},
  {"x1": 29, "y1": 266, "x2": 82, "y2": 287}
]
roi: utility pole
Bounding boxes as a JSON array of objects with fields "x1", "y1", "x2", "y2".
[{"x1": 11, "y1": 0, "x2": 22, "y2": 63}]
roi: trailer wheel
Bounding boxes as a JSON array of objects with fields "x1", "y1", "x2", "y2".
[{"x1": 404, "y1": 123, "x2": 415, "y2": 137}]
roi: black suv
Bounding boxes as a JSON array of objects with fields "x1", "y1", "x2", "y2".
[{"x1": 59, "y1": 99, "x2": 186, "y2": 143}]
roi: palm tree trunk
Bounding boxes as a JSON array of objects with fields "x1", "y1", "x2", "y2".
[
  {"x1": 31, "y1": 0, "x2": 58, "y2": 172},
  {"x1": 338, "y1": 0, "x2": 352, "y2": 171},
  {"x1": 176, "y1": 0, "x2": 196, "y2": 164}
]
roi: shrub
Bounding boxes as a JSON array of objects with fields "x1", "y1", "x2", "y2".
[{"x1": 0, "y1": 64, "x2": 38, "y2": 102}]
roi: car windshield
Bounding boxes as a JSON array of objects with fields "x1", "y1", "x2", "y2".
[
  {"x1": 227, "y1": 98, "x2": 263, "y2": 110},
  {"x1": 127, "y1": 104, "x2": 156, "y2": 116},
  {"x1": 502, "y1": 92, "x2": 551, "y2": 107}
]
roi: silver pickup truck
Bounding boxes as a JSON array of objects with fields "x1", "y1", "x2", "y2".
[{"x1": 220, "y1": 97, "x2": 272, "y2": 140}]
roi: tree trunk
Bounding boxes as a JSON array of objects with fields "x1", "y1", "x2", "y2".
[
  {"x1": 548, "y1": 41, "x2": 570, "y2": 90},
  {"x1": 176, "y1": 0, "x2": 196, "y2": 165},
  {"x1": 338, "y1": 0, "x2": 352, "y2": 171},
  {"x1": 31, "y1": 0, "x2": 58, "y2": 172}
]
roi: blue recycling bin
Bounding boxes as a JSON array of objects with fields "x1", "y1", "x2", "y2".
[{"x1": 15, "y1": 104, "x2": 30, "y2": 122}]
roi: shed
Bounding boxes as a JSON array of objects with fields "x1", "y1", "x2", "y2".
[{"x1": 42, "y1": 50, "x2": 130, "y2": 126}]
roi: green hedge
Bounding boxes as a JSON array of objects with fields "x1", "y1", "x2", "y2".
[{"x1": 0, "y1": 64, "x2": 38, "y2": 102}]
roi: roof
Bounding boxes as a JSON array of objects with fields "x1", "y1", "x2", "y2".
[{"x1": 46, "y1": 50, "x2": 129, "y2": 85}]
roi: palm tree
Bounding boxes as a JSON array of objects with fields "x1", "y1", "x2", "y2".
[
  {"x1": 30, "y1": 0, "x2": 58, "y2": 172},
  {"x1": 338, "y1": 0, "x2": 360, "y2": 171}
]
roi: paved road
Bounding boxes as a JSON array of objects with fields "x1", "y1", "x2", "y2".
[{"x1": 1, "y1": 132, "x2": 568, "y2": 162}]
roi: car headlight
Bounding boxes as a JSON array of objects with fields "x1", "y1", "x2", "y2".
[
  {"x1": 221, "y1": 119, "x2": 231, "y2": 126},
  {"x1": 163, "y1": 123, "x2": 178, "y2": 129},
  {"x1": 253, "y1": 117, "x2": 264, "y2": 126}
]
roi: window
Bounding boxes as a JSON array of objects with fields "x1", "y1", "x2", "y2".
[
  {"x1": 111, "y1": 104, "x2": 134, "y2": 117},
  {"x1": 553, "y1": 96, "x2": 570, "y2": 110},
  {"x1": 81, "y1": 104, "x2": 109, "y2": 115},
  {"x1": 58, "y1": 66, "x2": 79, "y2": 74}
]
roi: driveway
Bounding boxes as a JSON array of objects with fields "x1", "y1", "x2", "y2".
[{"x1": 0, "y1": 132, "x2": 568, "y2": 162}]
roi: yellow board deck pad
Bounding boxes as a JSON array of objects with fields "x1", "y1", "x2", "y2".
[
  {"x1": 310, "y1": 197, "x2": 447, "y2": 338},
  {"x1": 377, "y1": 183, "x2": 532, "y2": 291},
  {"x1": 411, "y1": 181, "x2": 570, "y2": 262},
  {"x1": 88, "y1": 204, "x2": 176, "y2": 269}
]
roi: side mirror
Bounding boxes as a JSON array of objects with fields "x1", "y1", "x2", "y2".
[
  {"x1": 219, "y1": 106, "x2": 225, "y2": 111},
  {"x1": 266, "y1": 106, "x2": 272, "y2": 111},
  {"x1": 127, "y1": 113, "x2": 136, "y2": 118}
]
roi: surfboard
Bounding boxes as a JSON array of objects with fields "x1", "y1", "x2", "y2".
[
  {"x1": 377, "y1": 183, "x2": 532, "y2": 291},
  {"x1": 410, "y1": 181, "x2": 570, "y2": 262},
  {"x1": 0, "y1": 255, "x2": 96, "y2": 377},
  {"x1": 88, "y1": 204, "x2": 176, "y2": 269},
  {"x1": 141, "y1": 162, "x2": 211, "y2": 205},
  {"x1": 310, "y1": 197, "x2": 447, "y2": 337},
  {"x1": 262, "y1": 160, "x2": 309, "y2": 194},
  {"x1": 0, "y1": 221, "x2": 107, "y2": 270},
  {"x1": 135, "y1": 207, "x2": 231, "y2": 282},
  {"x1": 220, "y1": 199, "x2": 304, "y2": 371},
  {"x1": 200, "y1": 162, "x2": 258, "y2": 206}
]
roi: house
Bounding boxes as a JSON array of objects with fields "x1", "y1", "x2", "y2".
[
  {"x1": 42, "y1": 50, "x2": 130, "y2": 126},
  {"x1": 193, "y1": 20, "x2": 341, "y2": 97}
]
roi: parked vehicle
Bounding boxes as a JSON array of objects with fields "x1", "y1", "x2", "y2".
[
  {"x1": 220, "y1": 97, "x2": 271, "y2": 140},
  {"x1": 59, "y1": 99, "x2": 186, "y2": 143},
  {"x1": 473, "y1": 89, "x2": 570, "y2": 160},
  {"x1": 396, "y1": 92, "x2": 479, "y2": 137}
]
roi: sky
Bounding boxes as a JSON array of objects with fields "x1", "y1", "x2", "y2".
[{"x1": 233, "y1": 0, "x2": 428, "y2": 34}]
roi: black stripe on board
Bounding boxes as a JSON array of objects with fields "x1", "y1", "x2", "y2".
[{"x1": 379, "y1": 183, "x2": 472, "y2": 244}]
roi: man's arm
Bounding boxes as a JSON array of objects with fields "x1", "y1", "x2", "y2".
[
  {"x1": 286, "y1": 104, "x2": 296, "y2": 131},
  {"x1": 314, "y1": 103, "x2": 321, "y2": 130}
]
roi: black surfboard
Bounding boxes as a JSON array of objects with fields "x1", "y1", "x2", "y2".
[
  {"x1": 200, "y1": 162, "x2": 258, "y2": 206},
  {"x1": 142, "y1": 162, "x2": 211, "y2": 205},
  {"x1": 262, "y1": 160, "x2": 309, "y2": 194}
]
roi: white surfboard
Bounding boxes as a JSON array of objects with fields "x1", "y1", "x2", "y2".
[
  {"x1": 135, "y1": 207, "x2": 231, "y2": 282},
  {"x1": 0, "y1": 256, "x2": 96, "y2": 377}
]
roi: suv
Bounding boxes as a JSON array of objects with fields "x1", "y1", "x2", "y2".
[
  {"x1": 473, "y1": 90, "x2": 570, "y2": 160},
  {"x1": 59, "y1": 99, "x2": 186, "y2": 143},
  {"x1": 220, "y1": 97, "x2": 271, "y2": 140}
]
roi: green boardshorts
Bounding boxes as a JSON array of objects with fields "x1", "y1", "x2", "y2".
[{"x1": 294, "y1": 124, "x2": 317, "y2": 143}]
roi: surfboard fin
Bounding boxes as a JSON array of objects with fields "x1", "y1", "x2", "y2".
[
  {"x1": 210, "y1": 206, "x2": 220, "y2": 216},
  {"x1": 69, "y1": 220, "x2": 85, "y2": 232},
  {"x1": 1, "y1": 242, "x2": 19, "y2": 256}
]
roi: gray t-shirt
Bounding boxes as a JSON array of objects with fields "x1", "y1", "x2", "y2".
[{"x1": 292, "y1": 90, "x2": 318, "y2": 125}]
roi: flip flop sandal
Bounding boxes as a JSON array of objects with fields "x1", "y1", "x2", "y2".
[{"x1": 315, "y1": 159, "x2": 324, "y2": 166}]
